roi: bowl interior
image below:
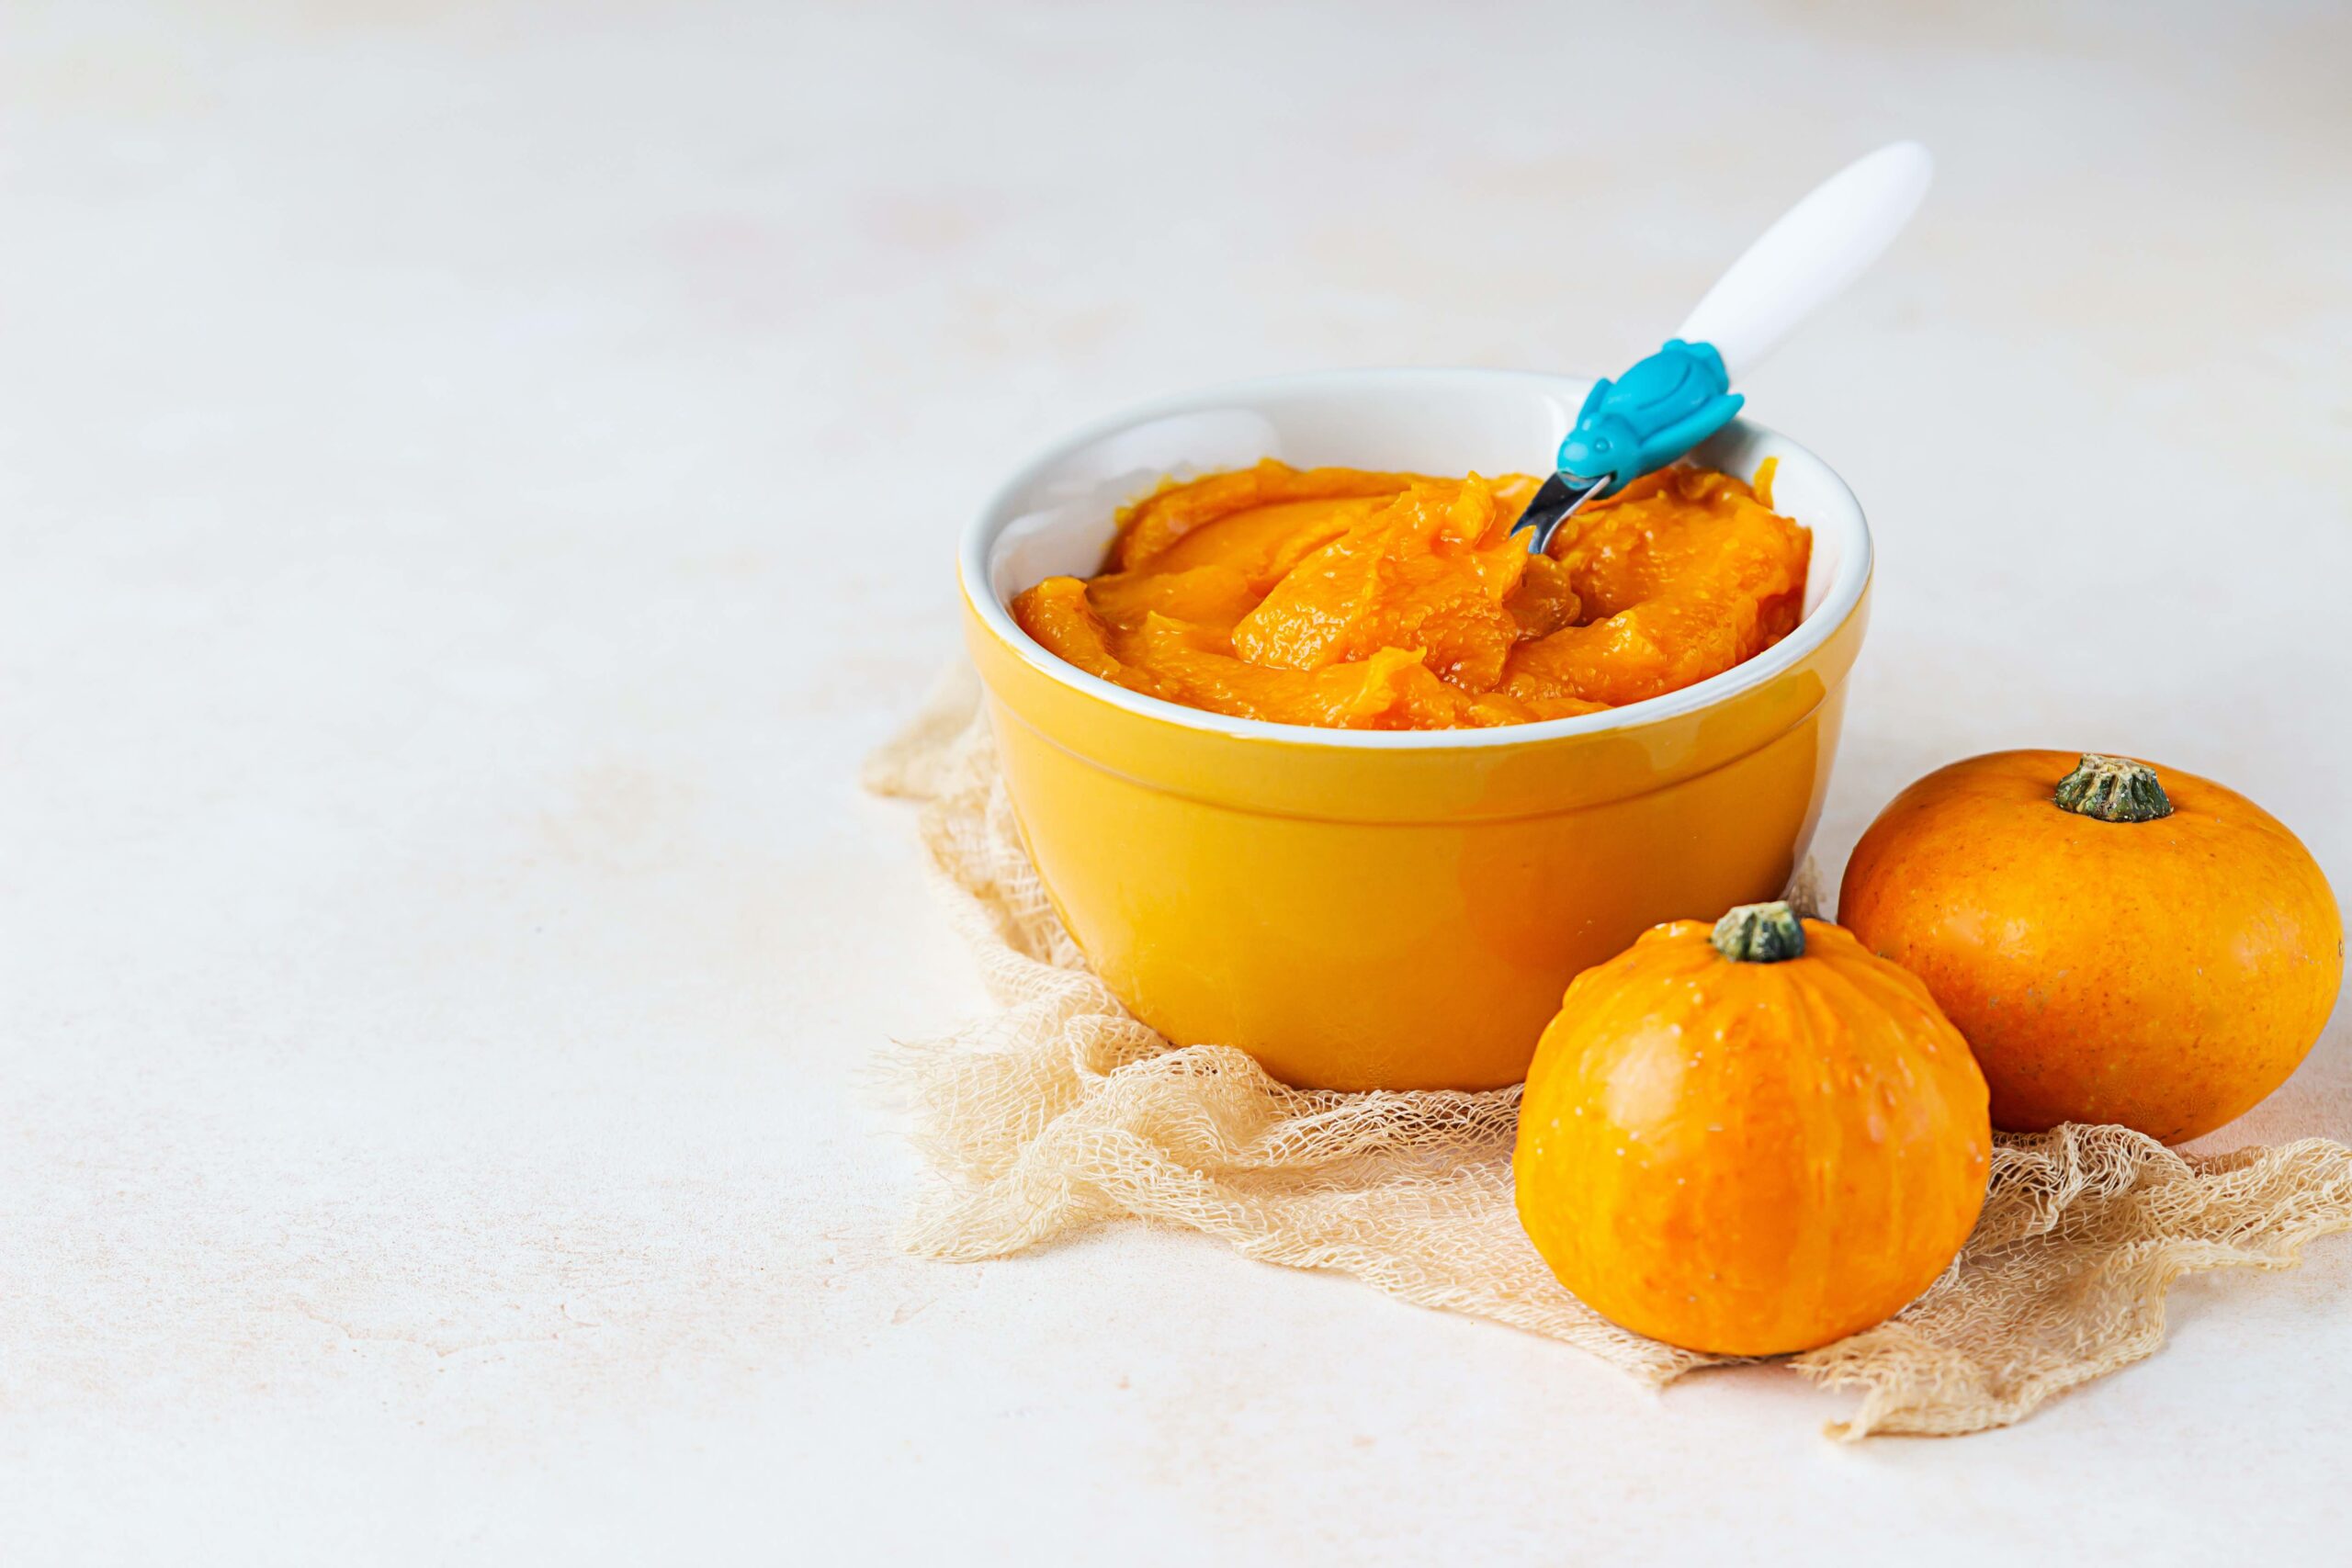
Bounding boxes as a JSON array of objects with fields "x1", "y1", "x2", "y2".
[{"x1": 967, "y1": 367, "x2": 1870, "y2": 743}]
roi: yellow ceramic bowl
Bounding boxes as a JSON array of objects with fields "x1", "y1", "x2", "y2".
[{"x1": 960, "y1": 369, "x2": 1871, "y2": 1091}]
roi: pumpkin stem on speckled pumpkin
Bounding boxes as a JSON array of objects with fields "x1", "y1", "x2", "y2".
[
  {"x1": 2054, "y1": 753, "x2": 2173, "y2": 823},
  {"x1": 1712, "y1": 901, "x2": 1806, "y2": 963}
]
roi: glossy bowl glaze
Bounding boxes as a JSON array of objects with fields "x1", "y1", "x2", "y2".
[{"x1": 960, "y1": 369, "x2": 1871, "y2": 1091}]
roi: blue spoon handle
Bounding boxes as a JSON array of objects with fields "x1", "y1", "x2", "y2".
[
  {"x1": 1514, "y1": 141, "x2": 1933, "y2": 553},
  {"x1": 1555, "y1": 338, "x2": 1742, "y2": 500}
]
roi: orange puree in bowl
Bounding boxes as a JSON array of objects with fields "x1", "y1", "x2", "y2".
[{"x1": 1010, "y1": 459, "x2": 1809, "y2": 730}]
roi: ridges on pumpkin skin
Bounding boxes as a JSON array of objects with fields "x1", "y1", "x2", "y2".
[
  {"x1": 1514, "y1": 918, "x2": 1992, "y2": 1357},
  {"x1": 1009, "y1": 457, "x2": 1811, "y2": 730}
]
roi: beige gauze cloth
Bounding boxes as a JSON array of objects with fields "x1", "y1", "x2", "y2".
[{"x1": 865, "y1": 667, "x2": 2352, "y2": 1438}]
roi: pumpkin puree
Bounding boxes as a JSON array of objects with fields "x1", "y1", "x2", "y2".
[{"x1": 1010, "y1": 459, "x2": 1810, "y2": 729}]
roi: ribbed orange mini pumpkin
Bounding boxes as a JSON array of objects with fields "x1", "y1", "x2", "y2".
[
  {"x1": 1514, "y1": 903, "x2": 1992, "y2": 1356},
  {"x1": 1840, "y1": 751, "x2": 2345, "y2": 1144}
]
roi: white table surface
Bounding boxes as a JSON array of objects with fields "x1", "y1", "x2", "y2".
[{"x1": 7, "y1": 2, "x2": 2349, "y2": 1561}]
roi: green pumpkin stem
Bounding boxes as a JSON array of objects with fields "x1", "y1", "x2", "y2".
[
  {"x1": 1712, "y1": 901, "x2": 1806, "y2": 964},
  {"x1": 2054, "y1": 753, "x2": 2173, "y2": 823}
]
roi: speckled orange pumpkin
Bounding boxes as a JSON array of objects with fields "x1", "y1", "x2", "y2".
[
  {"x1": 1839, "y1": 750, "x2": 2345, "y2": 1144},
  {"x1": 1514, "y1": 904, "x2": 1992, "y2": 1356}
]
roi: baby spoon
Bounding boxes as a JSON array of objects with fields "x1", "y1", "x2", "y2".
[{"x1": 1514, "y1": 141, "x2": 1934, "y2": 551}]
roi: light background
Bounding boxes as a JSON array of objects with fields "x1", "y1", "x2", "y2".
[{"x1": 5, "y1": 1, "x2": 2347, "y2": 1561}]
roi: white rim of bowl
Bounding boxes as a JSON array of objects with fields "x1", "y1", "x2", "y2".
[{"x1": 960, "y1": 367, "x2": 1873, "y2": 751}]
